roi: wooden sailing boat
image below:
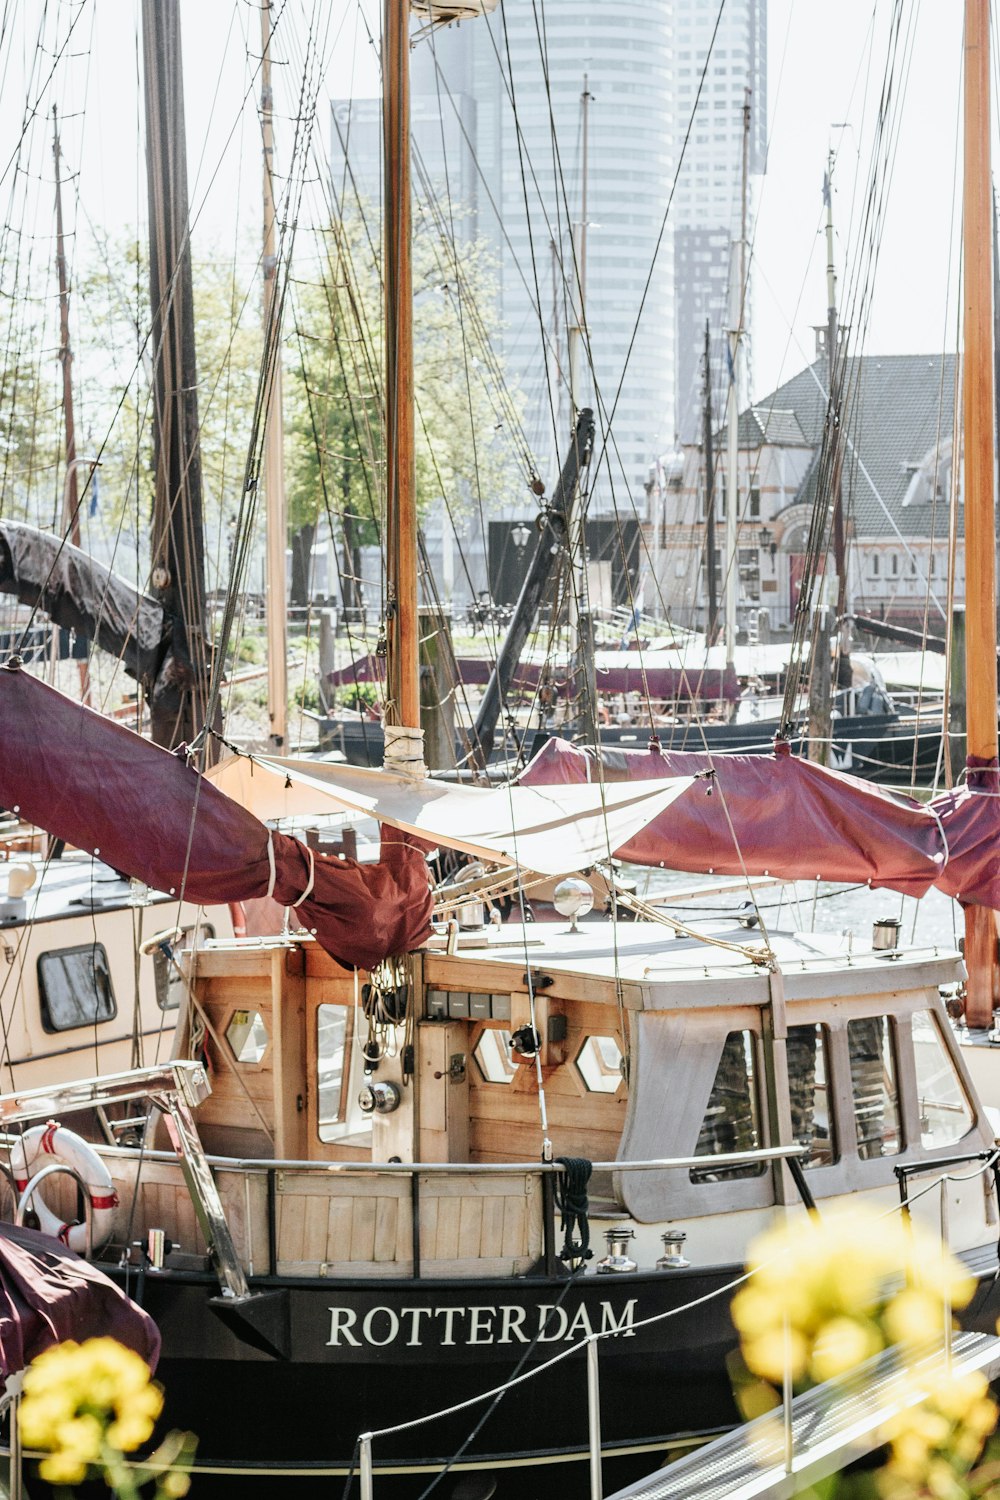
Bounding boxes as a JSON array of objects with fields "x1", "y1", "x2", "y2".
[{"x1": 3, "y1": 3, "x2": 1000, "y2": 1496}]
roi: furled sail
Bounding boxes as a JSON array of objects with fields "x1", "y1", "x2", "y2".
[
  {"x1": 520, "y1": 737, "x2": 1000, "y2": 912},
  {"x1": 207, "y1": 754, "x2": 695, "y2": 876},
  {"x1": 0, "y1": 1221, "x2": 160, "y2": 1383},
  {"x1": 0, "y1": 667, "x2": 432, "y2": 969}
]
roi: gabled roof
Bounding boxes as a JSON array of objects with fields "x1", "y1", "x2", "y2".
[
  {"x1": 735, "y1": 406, "x2": 809, "y2": 448},
  {"x1": 748, "y1": 354, "x2": 957, "y2": 539}
]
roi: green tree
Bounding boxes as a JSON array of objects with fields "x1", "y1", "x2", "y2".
[{"x1": 286, "y1": 200, "x2": 526, "y2": 610}]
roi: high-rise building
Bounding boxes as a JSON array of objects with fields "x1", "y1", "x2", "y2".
[
  {"x1": 672, "y1": 0, "x2": 767, "y2": 445},
  {"x1": 338, "y1": 3, "x2": 675, "y2": 518}
]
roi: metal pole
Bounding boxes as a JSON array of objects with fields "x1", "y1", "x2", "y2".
[
  {"x1": 360, "y1": 1432, "x2": 374, "y2": 1500},
  {"x1": 7, "y1": 1374, "x2": 23, "y2": 1500},
  {"x1": 941, "y1": 1179, "x2": 952, "y2": 1374},
  {"x1": 723, "y1": 88, "x2": 751, "y2": 673},
  {"x1": 782, "y1": 1311, "x2": 794, "y2": 1475},
  {"x1": 587, "y1": 1336, "x2": 603, "y2": 1500},
  {"x1": 261, "y1": 0, "x2": 288, "y2": 753}
]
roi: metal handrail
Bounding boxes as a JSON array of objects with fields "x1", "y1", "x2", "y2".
[
  {"x1": 73, "y1": 1141, "x2": 811, "y2": 1177},
  {"x1": 15, "y1": 1161, "x2": 93, "y2": 1258}
]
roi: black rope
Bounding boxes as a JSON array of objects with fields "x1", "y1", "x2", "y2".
[{"x1": 553, "y1": 1155, "x2": 592, "y2": 1265}]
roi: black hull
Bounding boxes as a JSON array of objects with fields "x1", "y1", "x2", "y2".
[
  {"x1": 321, "y1": 714, "x2": 940, "y2": 787},
  {"x1": 97, "y1": 1264, "x2": 741, "y2": 1492},
  {"x1": 21, "y1": 1250, "x2": 1000, "y2": 1496}
]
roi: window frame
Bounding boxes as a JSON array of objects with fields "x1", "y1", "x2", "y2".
[{"x1": 37, "y1": 942, "x2": 118, "y2": 1034}]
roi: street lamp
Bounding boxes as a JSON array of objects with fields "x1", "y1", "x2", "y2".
[{"x1": 511, "y1": 521, "x2": 531, "y2": 550}]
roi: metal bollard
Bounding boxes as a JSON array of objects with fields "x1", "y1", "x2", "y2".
[
  {"x1": 587, "y1": 1336, "x2": 603, "y2": 1500},
  {"x1": 360, "y1": 1432, "x2": 374, "y2": 1500}
]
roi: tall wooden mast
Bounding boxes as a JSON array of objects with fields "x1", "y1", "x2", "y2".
[
  {"x1": 261, "y1": 0, "x2": 289, "y2": 752},
  {"x1": 142, "y1": 0, "x2": 210, "y2": 750},
  {"x1": 383, "y1": 0, "x2": 420, "y2": 731},
  {"x1": 962, "y1": 0, "x2": 1000, "y2": 1025}
]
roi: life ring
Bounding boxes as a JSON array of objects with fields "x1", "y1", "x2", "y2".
[{"x1": 10, "y1": 1121, "x2": 118, "y2": 1252}]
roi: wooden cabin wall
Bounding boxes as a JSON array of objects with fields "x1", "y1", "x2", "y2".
[{"x1": 468, "y1": 999, "x2": 627, "y2": 1164}]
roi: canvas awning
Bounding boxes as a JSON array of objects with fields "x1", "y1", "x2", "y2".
[{"x1": 208, "y1": 755, "x2": 695, "y2": 877}]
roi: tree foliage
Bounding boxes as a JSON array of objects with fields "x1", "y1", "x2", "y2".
[{"x1": 285, "y1": 200, "x2": 526, "y2": 597}]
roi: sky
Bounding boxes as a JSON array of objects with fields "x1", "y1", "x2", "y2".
[{"x1": 0, "y1": 2, "x2": 976, "y2": 421}]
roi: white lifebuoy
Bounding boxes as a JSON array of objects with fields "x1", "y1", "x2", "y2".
[{"x1": 11, "y1": 1121, "x2": 118, "y2": 1253}]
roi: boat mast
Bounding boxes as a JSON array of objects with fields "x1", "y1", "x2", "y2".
[
  {"x1": 825, "y1": 149, "x2": 849, "y2": 684},
  {"x1": 261, "y1": 0, "x2": 288, "y2": 753},
  {"x1": 724, "y1": 87, "x2": 751, "y2": 675},
  {"x1": 962, "y1": 0, "x2": 1000, "y2": 1025},
  {"x1": 142, "y1": 0, "x2": 211, "y2": 751},
  {"x1": 703, "y1": 319, "x2": 718, "y2": 644},
  {"x1": 383, "y1": 0, "x2": 420, "y2": 737},
  {"x1": 567, "y1": 74, "x2": 597, "y2": 745},
  {"x1": 52, "y1": 105, "x2": 91, "y2": 704}
]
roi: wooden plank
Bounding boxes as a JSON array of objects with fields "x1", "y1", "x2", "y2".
[
  {"x1": 276, "y1": 1257, "x2": 413, "y2": 1278},
  {"x1": 456, "y1": 1195, "x2": 484, "y2": 1259},
  {"x1": 302, "y1": 1191, "x2": 331, "y2": 1261},
  {"x1": 327, "y1": 1198, "x2": 355, "y2": 1260},
  {"x1": 272, "y1": 948, "x2": 308, "y2": 1159},
  {"x1": 277, "y1": 1192, "x2": 306, "y2": 1263},
  {"x1": 470, "y1": 1119, "x2": 622, "y2": 1161},
  {"x1": 349, "y1": 1194, "x2": 377, "y2": 1261},
  {"x1": 276, "y1": 1172, "x2": 408, "y2": 1201},
  {"x1": 500, "y1": 1195, "x2": 527, "y2": 1257},
  {"x1": 480, "y1": 1193, "x2": 506, "y2": 1257},
  {"x1": 373, "y1": 1196, "x2": 399, "y2": 1262},
  {"x1": 434, "y1": 1195, "x2": 462, "y2": 1260},
  {"x1": 420, "y1": 1195, "x2": 439, "y2": 1260}
]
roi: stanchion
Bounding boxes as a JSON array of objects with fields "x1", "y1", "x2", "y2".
[
  {"x1": 587, "y1": 1335, "x2": 603, "y2": 1500},
  {"x1": 941, "y1": 1179, "x2": 952, "y2": 1375},
  {"x1": 782, "y1": 1312, "x2": 794, "y2": 1475},
  {"x1": 360, "y1": 1432, "x2": 374, "y2": 1500}
]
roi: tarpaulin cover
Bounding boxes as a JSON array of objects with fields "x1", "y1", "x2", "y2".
[
  {"x1": 0, "y1": 522, "x2": 165, "y2": 683},
  {"x1": 0, "y1": 667, "x2": 432, "y2": 969},
  {"x1": 0, "y1": 1221, "x2": 160, "y2": 1382},
  {"x1": 208, "y1": 754, "x2": 695, "y2": 877},
  {"x1": 518, "y1": 737, "x2": 948, "y2": 896},
  {"x1": 326, "y1": 652, "x2": 739, "y2": 701}
]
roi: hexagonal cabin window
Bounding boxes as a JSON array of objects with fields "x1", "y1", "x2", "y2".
[
  {"x1": 576, "y1": 1035, "x2": 624, "y2": 1094},
  {"x1": 474, "y1": 1028, "x2": 517, "y2": 1084},
  {"x1": 226, "y1": 1008, "x2": 270, "y2": 1065}
]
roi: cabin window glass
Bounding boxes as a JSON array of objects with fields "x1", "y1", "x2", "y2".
[
  {"x1": 575, "y1": 1035, "x2": 624, "y2": 1094},
  {"x1": 317, "y1": 1005, "x2": 353, "y2": 1138},
  {"x1": 786, "y1": 1023, "x2": 836, "y2": 1167},
  {"x1": 153, "y1": 923, "x2": 216, "y2": 1010},
  {"x1": 848, "y1": 1016, "x2": 901, "y2": 1158},
  {"x1": 912, "y1": 1010, "x2": 974, "y2": 1149},
  {"x1": 473, "y1": 1028, "x2": 517, "y2": 1084},
  {"x1": 38, "y1": 944, "x2": 117, "y2": 1033},
  {"x1": 225, "y1": 1009, "x2": 269, "y2": 1066},
  {"x1": 690, "y1": 1030, "x2": 767, "y2": 1182}
]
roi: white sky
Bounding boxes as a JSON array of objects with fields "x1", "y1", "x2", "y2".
[{"x1": 0, "y1": 2, "x2": 976, "y2": 417}]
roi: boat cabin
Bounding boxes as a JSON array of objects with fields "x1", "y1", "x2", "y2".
[{"x1": 84, "y1": 920, "x2": 990, "y2": 1283}]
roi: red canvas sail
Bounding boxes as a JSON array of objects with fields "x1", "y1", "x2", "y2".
[
  {"x1": 519, "y1": 737, "x2": 950, "y2": 898},
  {"x1": 0, "y1": 666, "x2": 432, "y2": 969}
]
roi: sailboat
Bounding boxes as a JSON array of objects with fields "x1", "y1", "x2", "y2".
[{"x1": 0, "y1": 2, "x2": 999, "y2": 1496}]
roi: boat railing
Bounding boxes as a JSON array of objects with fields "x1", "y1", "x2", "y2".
[{"x1": 0, "y1": 1067, "x2": 811, "y2": 1282}]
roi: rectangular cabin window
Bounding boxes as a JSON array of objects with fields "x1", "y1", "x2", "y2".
[
  {"x1": 317, "y1": 1005, "x2": 353, "y2": 1139},
  {"x1": 786, "y1": 1023, "x2": 836, "y2": 1167},
  {"x1": 848, "y1": 1016, "x2": 901, "y2": 1159},
  {"x1": 154, "y1": 923, "x2": 215, "y2": 1010},
  {"x1": 690, "y1": 1031, "x2": 767, "y2": 1182},
  {"x1": 912, "y1": 1010, "x2": 974, "y2": 1149},
  {"x1": 37, "y1": 944, "x2": 117, "y2": 1033}
]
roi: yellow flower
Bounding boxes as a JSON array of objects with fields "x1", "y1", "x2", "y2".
[
  {"x1": 20, "y1": 1337, "x2": 162, "y2": 1479},
  {"x1": 809, "y1": 1314, "x2": 882, "y2": 1383},
  {"x1": 741, "y1": 1326, "x2": 808, "y2": 1384},
  {"x1": 884, "y1": 1289, "x2": 945, "y2": 1349},
  {"x1": 160, "y1": 1470, "x2": 192, "y2": 1499}
]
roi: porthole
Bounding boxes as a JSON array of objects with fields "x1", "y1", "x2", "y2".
[{"x1": 575, "y1": 1035, "x2": 624, "y2": 1094}]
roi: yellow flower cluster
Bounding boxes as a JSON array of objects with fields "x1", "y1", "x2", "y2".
[
  {"x1": 19, "y1": 1337, "x2": 163, "y2": 1486},
  {"x1": 878, "y1": 1365, "x2": 998, "y2": 1498},
  {"x1": 731, "y1": 1208, "x2": 975, "y2": 1388}
]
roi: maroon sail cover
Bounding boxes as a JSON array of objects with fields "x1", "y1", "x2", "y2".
[
  {"x1": 327, "y1": 653, "x2": 738, "y2": 701},
  {"x1": 0, "y1": 667, "x2": 432, "y2": 969},
  {"x1": 519, "y1": 737, "x2": 948, "y2": 897},
  {"x1": 0, "y1": 1221, "x2": 160, "y2": 1381}
]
